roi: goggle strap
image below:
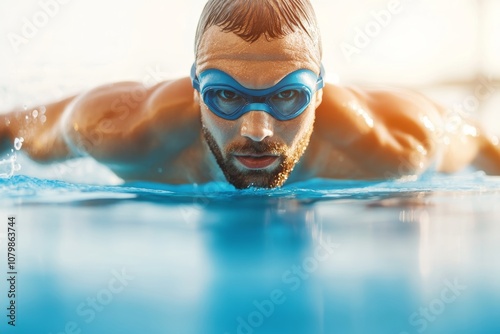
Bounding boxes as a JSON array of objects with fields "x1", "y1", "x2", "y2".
[
  {"x1": 316, "y1": 64, "x2": 325, "y2": 91},
  {"x1": 191, "y1": 64, "x2": 200, "y2": 91}
]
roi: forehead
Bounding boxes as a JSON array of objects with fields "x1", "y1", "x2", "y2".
[{"x1": 196, "y1": 26, "x2": 319, "y2": 88}]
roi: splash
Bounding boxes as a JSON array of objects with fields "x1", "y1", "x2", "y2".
[
  {"x1": 0, "y1": 153, "x2": 21, "y2": 179},
  {"x1": 0, "y1": 137, "x2": 24, "y2": 178}
]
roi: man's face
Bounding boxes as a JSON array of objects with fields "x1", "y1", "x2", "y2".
[{"x1": 196, "y1": 27, "x2": 323, "y2": 189}]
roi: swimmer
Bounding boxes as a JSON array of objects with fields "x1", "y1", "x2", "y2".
[{"x1": 1, "y1": 0, "x2": 500, "y2": 189}]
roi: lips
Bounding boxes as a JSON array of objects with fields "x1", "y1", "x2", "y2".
[{"x1": 234, "y1": 155, "x2": 279, "y2": 169}]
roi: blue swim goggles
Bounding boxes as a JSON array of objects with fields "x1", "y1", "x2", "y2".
[{"x1": 190, "y1": 64, "x2": 325, "y2": 121}]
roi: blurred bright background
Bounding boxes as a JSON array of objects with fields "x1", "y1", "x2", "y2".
[{"x1": 0, "y1": 0, "x2": 499, "y2": 131}]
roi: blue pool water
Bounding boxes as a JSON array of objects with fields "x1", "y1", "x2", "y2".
[{"x1": 1, "y1": 172, "x2": 500, "y2": 334}]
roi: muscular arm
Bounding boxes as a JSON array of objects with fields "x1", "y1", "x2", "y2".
[
  {"x1": 316, "y1": 83, "x2": 500, "y2": 178},
  {"x1": 0, "y1": 78, "x2": 200, "y2": 173},
  {"x1": 315, "y1": 84, "x2": 442, "y2": 178},
  {"x1": 1, "y1": 96, "x2": 77, "y2": 162}
]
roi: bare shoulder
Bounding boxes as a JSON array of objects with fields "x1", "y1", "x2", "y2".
[
  {"x1": 63, "y1": 77, "x2": 201, "y2": 164},
  {"x1": 68, "y1": 77, "x2": 198, "y2": 134},
  {"x1": 143, "y1": 77, "x2": 201, "y2": 135},
  {"x1": 311, "y1": 83, "x2": 444, "y2": 178},
  {"x1": 317, "y1": 83, "x2": 442, "y2": 142},
  {"x1": 320, "y1": 83, "x2": 441, "y2": 121},
  {"x1": 362, "y1": 86, "x2": 442, "y2": 124}
]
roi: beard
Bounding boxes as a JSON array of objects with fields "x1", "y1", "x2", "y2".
[{"x1": 201, "y1": 123, "x2": 313, "y2": 189}]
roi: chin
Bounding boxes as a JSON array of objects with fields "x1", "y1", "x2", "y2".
[
  {"x1": 229, "y1": 168, "x2": 290, "y2": 189},
  {"x1": 201, "y1": 122, "x2": 313, "y2": 190}
]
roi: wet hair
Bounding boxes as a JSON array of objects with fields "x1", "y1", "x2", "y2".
[{"x1": 194, "y1": 0, "x2": 322, "y2": 64}]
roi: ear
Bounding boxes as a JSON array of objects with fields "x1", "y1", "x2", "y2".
[
  {"x1": 193, "y1": 90, "x2": 200, "y2": 104},
  {"x1": 314, "y1": 89, "x2": 323, "y2": 109}
]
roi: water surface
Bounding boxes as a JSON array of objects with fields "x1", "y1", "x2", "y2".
[{"x1": 0, "y1": 173, "x2": 499, "y2": 334}]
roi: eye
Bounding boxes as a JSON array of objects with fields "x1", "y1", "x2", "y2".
[
  {"x1": 216, "y1": 90, "x2": 242, "y2": 102},
  {"x1": 270, "y1": 89, "x2": 308, "y2": 117},
  {"x1": 209, "y1": 89, "x2": 246, "y2": 115},
  {"x1": 274, "y1": 90, "x2": 298, "y2": 100}
]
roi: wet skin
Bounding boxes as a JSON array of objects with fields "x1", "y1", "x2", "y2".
[{"x1": 1, "y1": 28, "x2": 500, "y2": 188}]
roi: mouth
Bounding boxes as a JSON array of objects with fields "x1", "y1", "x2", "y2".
[{"x1": 234, "y1": 154, "x2": 280, "y2": 170}]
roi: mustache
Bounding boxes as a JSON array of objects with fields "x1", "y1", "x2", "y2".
[{"x1": 226, "y1": 139, "x2": 287, "y2": 156}]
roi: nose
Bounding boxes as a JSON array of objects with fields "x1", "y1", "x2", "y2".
[{"x1": 240, "y1": 111, "x2": 274, "y2": 142}]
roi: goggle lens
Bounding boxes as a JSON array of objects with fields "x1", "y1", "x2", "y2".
[{"x1": 191, "y1": 64, "x2": 324, "y2": 121}]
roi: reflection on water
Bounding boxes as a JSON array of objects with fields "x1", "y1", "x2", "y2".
[{"x1": 0, "y1": 177, "x2": 500, "y2": 333}]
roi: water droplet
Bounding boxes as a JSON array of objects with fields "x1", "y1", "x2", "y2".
[
  {"x1": 25, "y1": 115, "x2": 29, "y2": 120},
  {"x1": 32, "y1": 109, "x2": 39, "y2": 118},
  {"x1": 40, "y1": 115, "x2": 47, "y2": 123},
  {"x1": 14, "y1": 137, "x2": 24, "y2": 151},
  {"x1": 4, "y1": 119, "x2": 10, "y2": 126},
  {"x1": 23, "y1": 104, "x2": 28, "y2": 111},
  {"x1": 40, "y1": 106, "x2": 46, "y2": 114},
  {"x1": 13, "y1": 161, "x2": 21, "y2": 172}
]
